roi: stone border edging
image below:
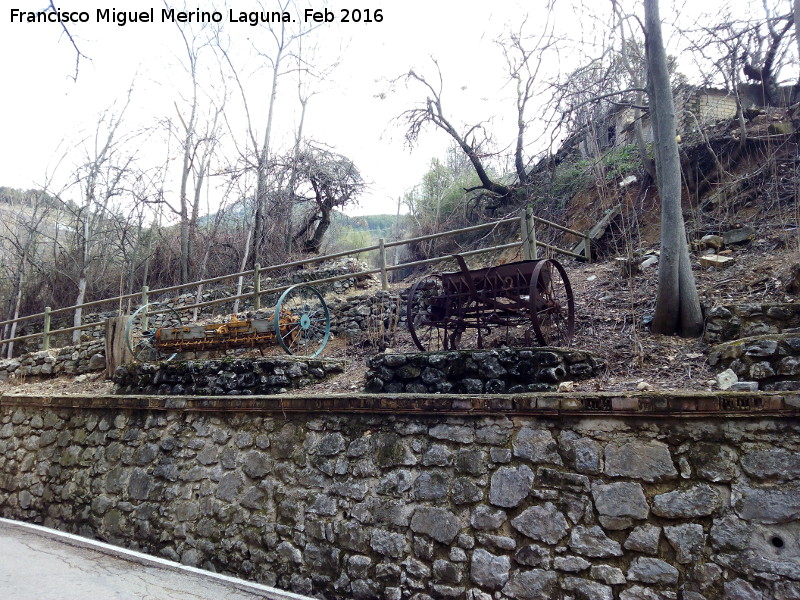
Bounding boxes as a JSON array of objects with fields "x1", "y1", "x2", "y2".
[
  {"x1": 2, "y1": 391, "x2": 797, "y2": 416},
  {"x1": 365, "y1": 348, "x2": 603, "y2": 395}
]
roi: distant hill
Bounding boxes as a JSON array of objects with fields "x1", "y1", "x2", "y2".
[{"x1": 332, "y1": 212, "x2": 399, "y2": 239}]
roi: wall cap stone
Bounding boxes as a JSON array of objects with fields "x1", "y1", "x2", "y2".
[{"x1": 1, "y1": 390, "x2": 797, "y2": 416}]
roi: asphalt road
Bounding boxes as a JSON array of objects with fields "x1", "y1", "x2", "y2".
[{"x1": 0, "y1": 518, "x2": 310, "y2": 600}]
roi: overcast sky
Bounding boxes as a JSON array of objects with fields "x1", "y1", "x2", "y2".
[
  {"x1": 0, "y1": 0, "x2": 543, "y2": 217},
  {"x1": 0, "y1": 0, "x2": 726, "y2": 218}
]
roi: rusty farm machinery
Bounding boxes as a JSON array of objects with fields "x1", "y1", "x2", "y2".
[
  {"x1": 406, "y1": 255, "x2": 575, "y2": 351},
  {"x1": 124, "y1": 254, "x2": 574, "y2": 362},
  {"x1": 125, "y1": 284, "x2": 331, "y2": 362}
]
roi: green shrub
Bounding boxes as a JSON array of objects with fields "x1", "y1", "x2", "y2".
[{"x1": 602, "y1": 144, "x2": 640, "y2": 181}]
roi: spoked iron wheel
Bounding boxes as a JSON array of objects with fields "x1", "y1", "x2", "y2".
[
  {"x1": 126, "y1": 303, "x2": 183, "y2": 363},
  {"x1": 529, "y1": 259, "x2": 575, "y2": 347},
  {"x1": 407, "y1": 275, "x2": 449, "y2": 351},
  {"x1": 274, "y1": 284, "x2": 331, "y2": 357}
]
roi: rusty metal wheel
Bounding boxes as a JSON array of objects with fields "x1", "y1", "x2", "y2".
[
  {"x1": 529, "y1": 259, "x2": 575, "y2": 347},
  {"x1": 407, "y1": 276, "x2": 448, "y2": 351}
]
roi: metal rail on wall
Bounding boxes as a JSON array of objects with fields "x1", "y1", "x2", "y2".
[{"x1": 0, "y1": 210, "x2": 591, "y2": 353}]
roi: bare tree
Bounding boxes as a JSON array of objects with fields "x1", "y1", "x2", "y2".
[
  {"x1": 216, "y1": 0, "x2": 320, "y2": 267},
  {"x1": 614, "y1": 7, "x2": 656, "y2": 179},
  {"x1": 400, "y1": 64, "x2": 515, "y2": 208},
  {"x1": 0, "y1": 189, "x2": 52, "y2": 356},
  {"x1": 282, "y1": 36, "x2": 340, "y2": 255},
  {"x1": 499, "y1": 14, "x2": 558, "y2": 189},
  {"x1": 290, "y1": 144, "x2": 365, "y2": 254},
  {"x1": 684, "y1": 11, "x2": 753, "y2": 145},
  {"x1": 43, "y1": 0, "x2": 87, "y2": 81},
  {"x1": 686, "y1": 1, "x2": 795, "y2": 108},
  {"x1": 398, "y1": 8, "x2": 568, "y2": 211},
  {"x1": 542, "y1": 3, "x2": 658, "y2": 184},
  {"x1": 167, "y1": 13, "x2": 226, "y2": 283},
  {"x1": 49, "y1": 93, "x2": 141, "y2": 342},
  {"x1": 645, "y1": 0, "x2": 704, "y2": 337},
  {"x1": 742, "y1": 2, "x2": 794, "y2": 106}
]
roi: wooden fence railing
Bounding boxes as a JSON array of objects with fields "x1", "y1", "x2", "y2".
[{"x1": 0, "y1": 210, "x2": 590, "y2": 354}]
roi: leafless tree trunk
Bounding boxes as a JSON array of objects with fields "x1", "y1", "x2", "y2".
[
  {"x1": 290, "y1": 145, "x2": 365, "y2": 254},
  {"x1": 71, "y1": 98, "x2": 136, "y2": 342},
  {"x1": 645, "y1": 0, "x2": 703, "y2": 337},
  {"x1": 795, "y1": 0, "x2": 800, "y2": 61},
  {"x1": 233, "y1": 228, "x2": 252, "y2": 315},
  {"x1": 170, "y1": 14, "x2": 225, "y2": 284},
  {"x1": 217, "y1": 1, "x2": 319, "y2": 268},
  {"x1": 615, "y1": 7, "x2": 656, "y2": 179}
]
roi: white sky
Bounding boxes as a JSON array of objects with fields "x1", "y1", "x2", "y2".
[
  {"x1": 0, "y1": 0, "x2": 738, "y2": 218},
  {"x1": 0, "y1": 0, "x2": 539, "y2": 217}
]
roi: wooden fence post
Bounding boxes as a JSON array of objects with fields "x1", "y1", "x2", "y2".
[
  {"x1": 140, "y1": 285, "x2": 149, "y2": 307},
  {"x1": 378, "y1": 238, "x2": 388, "y2": 291},
  {"x1": 105, "y1": 316, "x2": 133, "y2": 377},
  {"x1": 526, "y1": 205, "x2": 538, "y2": 260},
  {"x1": 43, "y1": 306, "x2": 51, "y2": 351},
  {"x1": 520, "y1": 211, "x2": 532, "y2": 260},
  {"x1": 254, "y1": 263, "x2": 262, "y2": 311},
  {"x1": 140, "y1": 285, "x2": 149, "y2": 329}
]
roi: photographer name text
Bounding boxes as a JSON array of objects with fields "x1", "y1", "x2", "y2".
[{"x1": 9, "y1": 7, "x2": 384, "y2": 27}]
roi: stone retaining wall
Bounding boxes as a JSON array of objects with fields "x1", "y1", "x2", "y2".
[
  {"x1": 0, "y1": 339, "x2": 106, "y2": 382},
  {"x1": 365, "y1": 348, "x2": 603, "y2": 394},
  {"x1": 708, "y1": 333, "x2": 800, "y2": 391},
  {"x1": 328, "y1": 291, "x2": 403, "y2": 344},
  {"x1": 2, "y1": 397, "x2": 797, "y2": 599},
  {"x1": 112, "y1": 357, "x2": 346, "y2": 395},
  {"x1": 705, "y1": 303, "x2": 800, "y2": 344}
]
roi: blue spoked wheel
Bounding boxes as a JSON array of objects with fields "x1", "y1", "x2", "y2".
[{"x1": 274, "y1": 284, "x2": 331, "y2": 357}]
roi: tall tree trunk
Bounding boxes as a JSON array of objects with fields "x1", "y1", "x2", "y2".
[
  {"x1": 73, "y1": 273, "x2": 88, "y2": 344},
  {"x1": 233, "y1": 228, "x2": 252, "y2": 315},
  {"x1": 633, "y1": 105, "x2": 656, "y2": 179},
  {"x1": 795, "y1": 0, "x2": 800, "y2": 107},
  {"x1": 286, "y1": 93, "x2": 309, "y2": 254},
  {"x1": 179, "y1": 205, "x2": 190, "y2": 283},
  {"x1": 72, "y1": 216, "x2": 90, "y2": 344},
  {"x1": 304, "y1": 208, "x2": 331, "y2": 254},
  {"x1": 252, "y1": 50, "x2": 284, "y2": 268},
  {"x1": 178, "y1": 103, "x2": 194, "y2": 284},
  {"x1": 645, "y1": 0, "x2": 703, "y2": 337},
  {"x1": 193, "y1": 245, "x2": 212, "y2": 322},
  {"x1": 5, "y1": 259, "x2": 25, "y2": 358},
  {"x1": 616, "y1": 10, "x2": 656, "y2": 179}
]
